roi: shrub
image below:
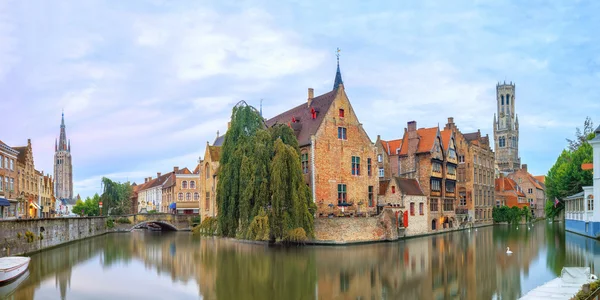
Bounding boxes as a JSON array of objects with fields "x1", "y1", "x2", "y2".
[
  {"x1": 193, "y1": 217, "x2": 218, "y2": 236},
  {"x1": 190, "y1": 216, "x2": 201, "y2": 227},
  {"x1": 572, "y1": 279, "x2": 600, "y2": 300},
  {"x1": 147, "y1": 210, "x2": 158, "y2": 214},
  {"x1": 25, "y1": 231, "x2": 35, "y2": 243},
  {"x1": 284, "y1": 227, "x2": 307, "y2": 244},
  {"x1": 246, "y1": 209, "x2": 270, "y2": 241},
  {"x1": 116, "y1": 217, "x2": 132, "y2": 224},
  {"x1": 106, "y1": 219, "x2": 115, "y2": 228}
]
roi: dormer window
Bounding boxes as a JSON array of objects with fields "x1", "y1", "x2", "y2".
[
  {"x1": 311, "y1": 108, "x2": 317, "y2": 119},
  {"x1": 339, "y1": 109, "x2": 345, "y2": 118}
]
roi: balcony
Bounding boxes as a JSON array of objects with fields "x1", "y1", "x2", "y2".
[{"x1": 455, "y1": 208, "x2": 469, "y2": 215}]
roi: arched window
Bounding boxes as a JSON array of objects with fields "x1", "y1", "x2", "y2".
[
  {"x1": 205, "y1": 164, "x2": 210, "y2": 179},
  {"x1": 182, "y1": 181, "x2": 188, "y2": 189},
  {"x1": 186, "y1": 192, "x2": 191, "y2": 200},
  {"x1": 194, "y1": 192, "x2": 199, "y2": 200},
  {"x1": 506, "y1": 94, "x2": 510, "y2": 105},
  {"x1": 178, "y1": 193, "x2": 183, "y2": 200},
  {"x1": 501, "y1": 95, "x2": 504, "y2": 105},
  {"x1": 190, "y1": 181, "x2": 196, "y2": 189},
  {"x1": 431, "y1": 219, "x2": 437, "y2": 230}
]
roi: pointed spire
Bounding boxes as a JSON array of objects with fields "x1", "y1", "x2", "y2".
[
  {"x1": 333, "y1": 48, "x2": 344, "y2": 90},
  {"x1": 61, "y1": 109, "x2": 65, "y2": 127},
  {"x1": 68, "y1": 139, "x2": 71, "y2": 152},
  {"x1": 58, "y1": 111, "x2": 67, "y2": 151},
  {"x1": 55, "y1": 138, "x2": 58, "y2": 152}
]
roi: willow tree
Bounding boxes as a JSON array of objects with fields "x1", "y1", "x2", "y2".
[
  {"x1": 270, "y1": 138, "x2": 315, "y2": 240},
  {"x1": 101, "y1": 177, "x2": 133, "y2": 215},
  {"x1": 217, "y1": 101, "x2": 268, "y2": 237}
]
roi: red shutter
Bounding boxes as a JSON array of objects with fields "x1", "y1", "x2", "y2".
[{"x1": 403, "y1": 211, "x2": 409, "y2": 227}]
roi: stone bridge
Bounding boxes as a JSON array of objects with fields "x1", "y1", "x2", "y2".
[{"x1": 113, "y1": 213, "x2": 199, "y2": 231}]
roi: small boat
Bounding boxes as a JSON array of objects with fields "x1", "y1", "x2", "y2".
[
  {"x1": 147, "y1": 223, "x2": 162, "y2": 231},
  {"x1": 0, "y1": 256, "x2": 31, "y2": 283}
]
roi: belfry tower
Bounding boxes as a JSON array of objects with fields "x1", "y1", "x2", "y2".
[
  {"x1": 54, "y1": 112, "x2": 73, "y2": 202},
  {"x1": 493, "y1": 82, "x2": 521, "y2": 173}
]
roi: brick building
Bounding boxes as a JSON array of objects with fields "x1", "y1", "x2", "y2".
[
  {"x1": 507, "y1": 164, "x2": 546, "y2": 218},
  {"x1": 137, "y1": 172, "x2": 171, "y2": 213},
  {"x1": 443, "y1": 117, "x2": 495, "y2": 223},
  {"x1": 375, "y1": 137, "x2": 402, "y2": 179},
  {"x1": 164, "y1": 167, "x2": 201, "y2": 215},
  {"x1": 397, "y1": 121, "x2": 457, "y2": 231},
  {"x1": 13, "y1": 139, "x2": 40, "y2": 218},
  {"x1": 265, "y1": 59, "x2": 379, "y2": 216},
  {"x1": 378, "y1": 177, "x2": 428, "y2": 236},
  {"x1": 40, "y1": 173, "x2": 55, "y2": 218},
  {"x1": 495, "y1": 176, "x2": 527, "y2": 208},
  {"x1": 0, "y1": 140, "x2": 19, "y2": 219},
  {"x1": 199, "y1": 136, "x2": 222, "y2": 219}
]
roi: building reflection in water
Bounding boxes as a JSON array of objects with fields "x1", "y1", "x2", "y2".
[{"x1": 5, "y1": 223, "x2": 584, "y2": 300}]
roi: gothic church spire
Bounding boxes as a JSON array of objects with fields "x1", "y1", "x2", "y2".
[{"x1": 333, "y1": 48, "x2": 344, "y2": 90}]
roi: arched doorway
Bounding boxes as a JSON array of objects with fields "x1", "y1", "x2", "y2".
[{"x1": 431, "y1": 219, "x2": 437, "y2": 230}]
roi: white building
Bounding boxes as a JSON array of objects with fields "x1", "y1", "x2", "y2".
[
  {"x1": 138, "y1": 173, "x2": 170, "y2": 213},
  {"x1": 565, "y1": 125, "x2": 600, "y2": 238}
]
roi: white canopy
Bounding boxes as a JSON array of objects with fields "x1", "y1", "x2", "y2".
[{"x1": 520, "y1": 267, "x2": 594, "y2": 299}]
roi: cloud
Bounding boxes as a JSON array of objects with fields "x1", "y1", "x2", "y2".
[{"x1": 3, "y1": 0, "x2": 600, "y2": 196}]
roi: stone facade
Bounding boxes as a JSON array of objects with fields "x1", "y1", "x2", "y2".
[
  {"x1": 397, "y1": 121, "x2": 458, "y2": 231},
  {"x1": 378, "y1": 177, "x2": 429, "y2": 236},
  {"x1": 265, "y1": 63, "x2": 378, "y2": 217},
  {"x1": 0, "y1": 140, "x2": 19, "y2": 219},
  {"x1": 313, "y1": 208, "x2": 398, "y2": 243},
  {"x1": 507, "y1": 164, "x2": 546, "y2": 217},
  {"x1": 174, "y1": 167, "x2": 201, "y2": 214},
  {"x1": 493, "y1": 82, "x2": 521, "y2": 173},
  {"x1": 54, "y1": 112, "x2": 74, "y2": 204},
  {"x1": 40, "y1": 173, "x2": 55, "y2": 218},
  {"x1": 199, "y1": 141, "x2": 221, "y2": 219}
]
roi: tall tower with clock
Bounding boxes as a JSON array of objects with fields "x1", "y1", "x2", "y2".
[{"x1": 493, "y1": 82, "x2": 521, "y2": 173}]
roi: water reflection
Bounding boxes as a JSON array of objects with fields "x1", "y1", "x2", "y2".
[{"x1": 5, "y1": 222, "x2": 587, "y2": 300}]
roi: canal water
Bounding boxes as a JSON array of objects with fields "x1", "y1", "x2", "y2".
[{"x1": 2, "y1": 221, "x2": 596, "y2": 300}]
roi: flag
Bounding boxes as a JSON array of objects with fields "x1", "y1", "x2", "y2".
[{"x1": 554, "y1": 197, "x2": 560, "y2": 207}]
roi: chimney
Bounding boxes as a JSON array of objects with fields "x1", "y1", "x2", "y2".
[
  {"x1": 522, "y1": 164, "x2": 527, "y2": 172},
  {"x1": 407, "y1": 121, "x2": 419, "y2": 155},
  {"x1": 377, "y1": 134, "x2": 381, "y2": 142},
  {"x1": 145, "y1": 178, "x2": 148, "y2": 183},
  {"x1": 445, "y1": 117, "x2": 454, "y2": 130},
  {"x1": 27, "y1": 139, "x2": 31, "y2": 145},
  {"x1": 307, "y1": 88, "x2": 314, "y2": 107},
  {"x1": 157, "y1": 172, "x2": 161, "y2": 178},
  {"x1": 174, "y1": 166, "x2": 179, "y2": 173},
  {"x1": 407, "y1": 121, "x2": 417, "y2": 132}
]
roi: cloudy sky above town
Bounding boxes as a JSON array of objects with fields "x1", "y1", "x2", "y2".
[{"x1": 2, "y1": 0, "x2": 599, "y2": 198}]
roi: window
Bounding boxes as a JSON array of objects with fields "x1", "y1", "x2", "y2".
[
  {"x1": 446, "y1": 181, "x2": 455, "y2": 193},
  {"x1": 460, "y1": 192, "x2": 467, "y2": 206},
  {"x1": 0, "y1": 155, "x2": 3, "y2": 168},
  {"x1": 367, "y1": 158, "x2": 372, "y2": 176},
  {"x1": 351, "y1": 156, "x2": 361, "y2": 175},
  {"x1": 377, "y1": 154, "x2": 382, "y2": 163},
  {"x1": 368, "y1": 186, "x2": 374, "y2": 207},
  {"x1": 443, "y1": 198, "x2": 454, "y2": 211},
  {"x1": 588, "y1": 195, "x2": 594, "y2": 211},
  {"x1": 301, "y1": 153, "x2": 309, "y2": 174},
  {"x1": 448, "y1": 148, "x2": 456, "y2": 160},
  {"x1": 339, "y1": 109, "x2": 345, "y2": 118},
  {"x1": 190, "y1": 181, "x2": 196, "y2": 189},
  {"x1": 378, "y1": 168, "x2": 384, "y2": 178},
  {"x1": 10, "y1": 178, "x2": 14, "y2": 191},
  {"x1": 337, "y1": 184, "x2": 347, "y2": 204},
  {"x1": 447, "y1": 165, "x2": 456, "y2": 175},
  {"x1": 419, "y1": 203, "x2": 424, "y2": 215},
  {"x1": 337, "y1": 127, "x2": 347, "y2": 140},
  {"x1": 186, "y1": 193, "x2": 191, "y2": 200},
  {"x1": 205, "y1": 192, "x2": 210, "y2": 210},
  {"x1": 182, "y1": 181, "x2": 188, "y2": 189},
  {"x1": 392, "y1": 186, "x2": 396, "y2": 194},
  {"x1": 430, "y1": 198, "x2": 439, "y2": 212},
  {"x1": 528, "y1": 188, "x2": 533, "y2": 194},
  {"x1": 499, "y1": 137, "x2": 506, "y2": 147},
  {"x1": 431, "y1": 179, "x2": 441, "y2": 191},
  {"x1": 194, "y1": 192, "x2": 199, "y2": 200},
  {"x1": 3, "y1": 157, "x2": 7, "y2": 168},
  {"x1": 205, "y1": 165, "x2": 210, "y2": 179},
  {"x1": 9, "y1": 159, "x2": 13, "y2": 171},
  {"x1": 432, "y1": 162, "x2": 441, "y2": 172},
  {"x1": 459, "y1": 155, "x2": 465, "y2": 163},
  {"x1": 506, "y1": 94, "x2": 510, "y2": 105},
  {"x1": 178, "y1": 193, "x2": 183, "y2": 200},
  {"x1": 501, "y1": 95, "x2": 504, "y2": 105},
  {"x1": 0, "y1": 176, "x2": 3, "y2": 191},
  {"x1": 410, "y1": 202, "x2": 415, "y2": 216}
]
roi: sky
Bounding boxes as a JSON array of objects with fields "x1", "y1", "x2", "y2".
[{"x1": 1, "y1": 0, "x2": 599, "y2": 199}]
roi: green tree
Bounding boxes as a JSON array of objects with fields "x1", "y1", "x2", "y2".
[
  {"x1": 217, "y1": 102, "x2": 315, "y2": 240},
  {"x1": 101, "y1": 178, "x2": 133, "y2": 216},
  {"x1": 546, "y1": 118, "x2": 595, "y2": 218},
  {"x1": 71, "y1": 194, "x2": 102, "y2": 216}
]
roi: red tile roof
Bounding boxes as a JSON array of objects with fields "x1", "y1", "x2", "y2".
[
  {"x1": 440, "y1": 130, "x2": 452, "y2": 151},
  {"x1": 265, "y1": 89, "x2": 338, "y2": 147},
  {"x1": 393, "y1": 177, "x2": 424, "y2": 196},
  {"x1": 381, "y1": 139, "x2": 402, "y2": 155},
  {"x1": 398, "y1": 127, "x2": 439, "y2": 156}
]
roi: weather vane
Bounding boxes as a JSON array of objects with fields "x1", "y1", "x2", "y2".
[{"x1": 336, "y1": 47, "x2": 341, "y2": 62}]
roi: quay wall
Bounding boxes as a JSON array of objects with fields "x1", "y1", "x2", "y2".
[
  {"x1": 314, "y1": 209, "x2": 400, "y2": 244},
  {"x1": 0, "y1": 217, "x2": 108, "y2": 258}
]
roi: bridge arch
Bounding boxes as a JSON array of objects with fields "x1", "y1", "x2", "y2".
[{"x1": 131, "y1": 221, "x2": 179, "y2": 231}]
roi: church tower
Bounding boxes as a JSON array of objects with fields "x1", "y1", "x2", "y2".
[
  {"x1": 54, "y1": 112, "x2": 73, "y2": 202},
  {"x1": 493, "y1": 82, "x2": 521, "y2": 173}
]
